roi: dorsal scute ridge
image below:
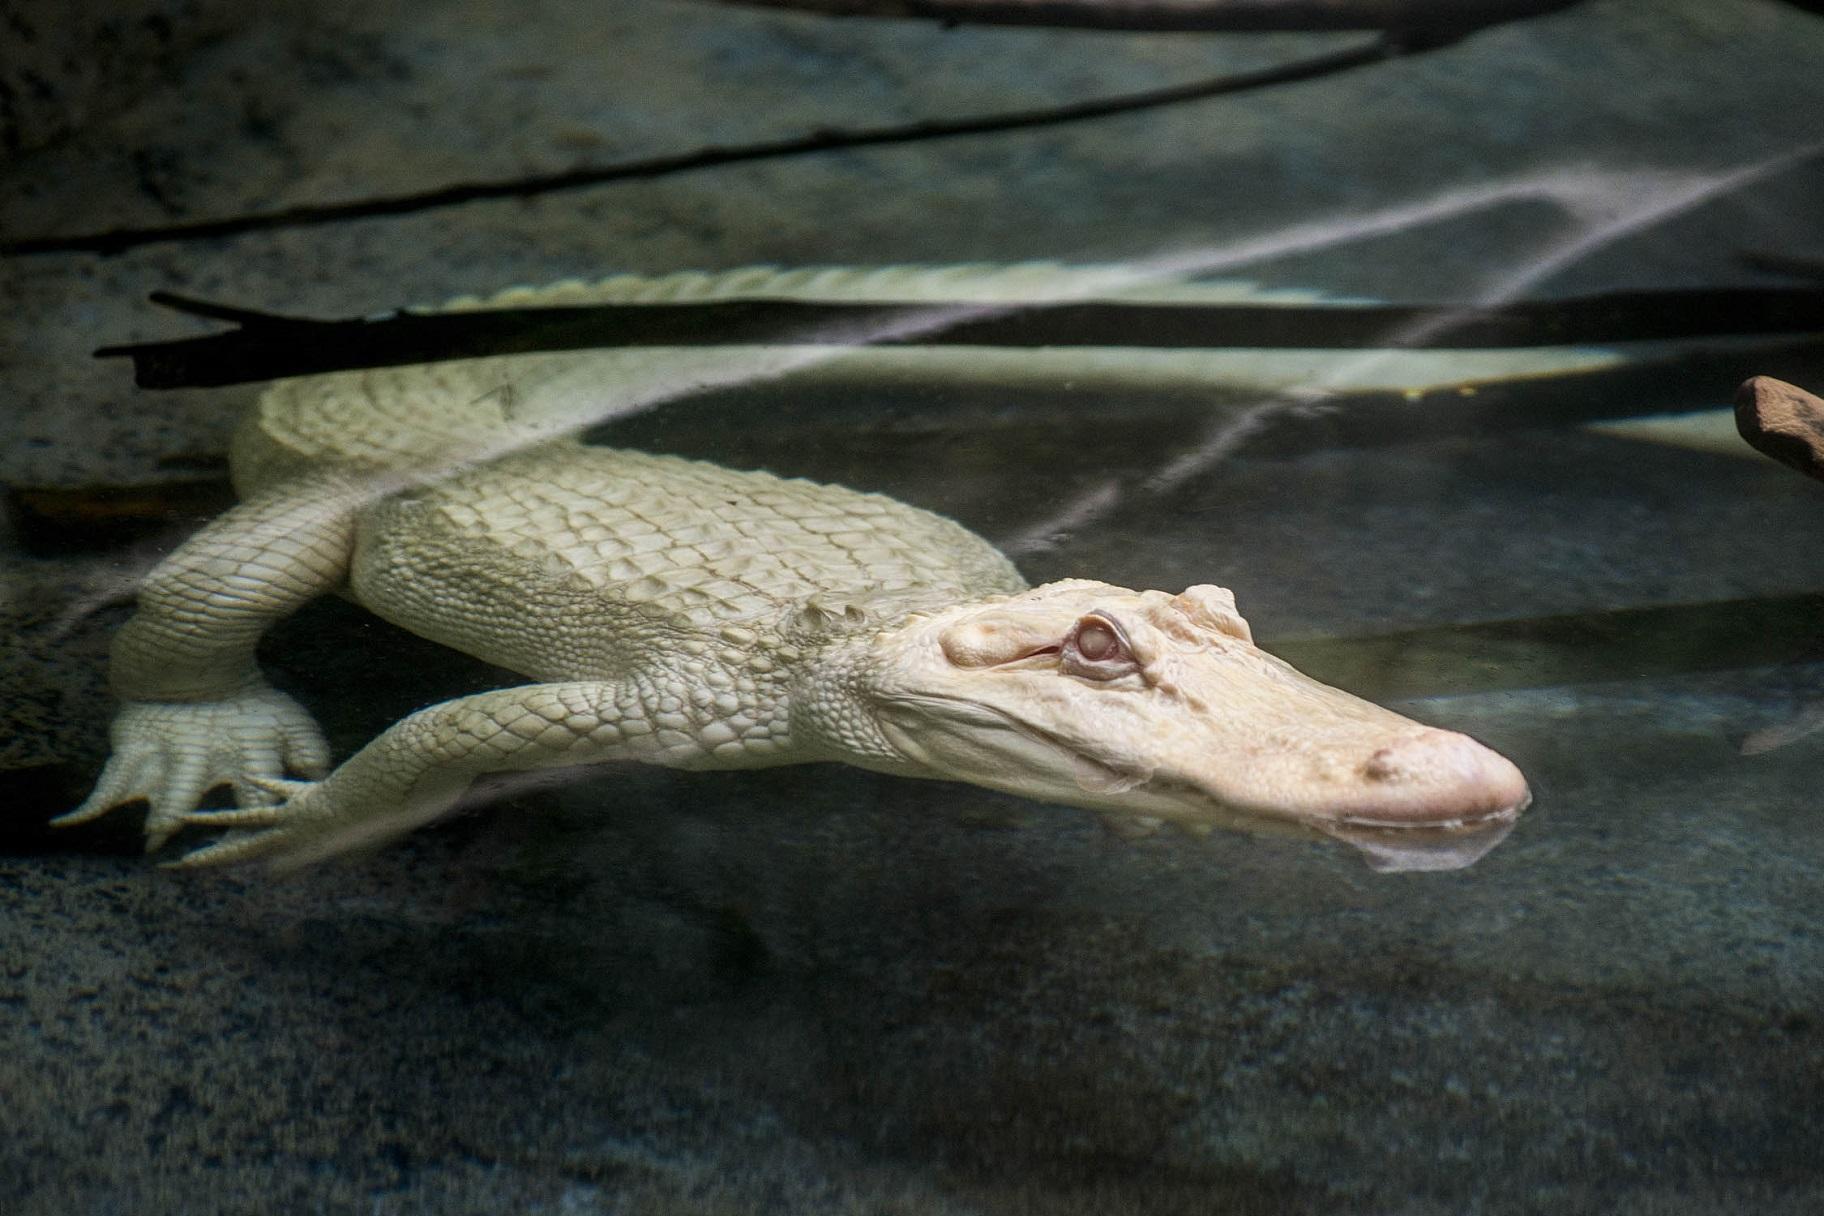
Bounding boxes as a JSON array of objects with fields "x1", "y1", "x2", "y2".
[{"x1": 430, "y1": 262, "x2": 1356, "y2": 313}]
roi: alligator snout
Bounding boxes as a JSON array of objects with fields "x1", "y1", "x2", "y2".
[
  {"x1": 872, "y1": 579, "x2": 1533, "y2": 872},
  {"x1": 1352, "y1": 729, "x2": 1530, "y2": 824},
  {"x1": 1316, "y1": 729, "x2": 1530, "y2": 873}
]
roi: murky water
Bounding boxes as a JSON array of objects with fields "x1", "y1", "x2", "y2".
[{"x1": 5, "y1": 2, "x2": 1824, "y2": 1212}]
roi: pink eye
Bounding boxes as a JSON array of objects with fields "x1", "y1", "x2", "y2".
[
  {"x1": 1062, "y1": 615, "x2": 1138, "y2": 681},
  {"x1": 1074, "y1": 620, "x2": 1123, "y2": 662}
]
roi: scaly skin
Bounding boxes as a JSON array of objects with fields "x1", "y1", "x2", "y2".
[{"x1": 63, "y1": 264, "x2": 1532, "y2": 872}]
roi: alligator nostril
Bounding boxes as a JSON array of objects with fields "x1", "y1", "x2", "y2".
[
  {"x1": 1360, "y1": 732, "x2": 1483, "y2": 786},
  {"x1": 1349, "y1": 730, "x2": 1531, "y2": 820},
  {"x1": 1362, "y1": 746, "x2": 1400, "y2": 781}
]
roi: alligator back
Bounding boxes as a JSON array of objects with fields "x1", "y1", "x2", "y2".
[
  {"x1": 229, "y1": 262, "x2": 1349, "y2": 495},
  {"x1": 346, "y1": 443, "x2": 1025, "y2": 679}
]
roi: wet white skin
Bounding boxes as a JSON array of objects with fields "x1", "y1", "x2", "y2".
[
  {"x1": 61, "y1": 264, "x2": 1529, "y2": 872},
  {"x1": 842, "y1": 581, "x2": 1529, "y2": 872}
]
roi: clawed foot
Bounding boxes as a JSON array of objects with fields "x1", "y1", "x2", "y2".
[
  {"x1": 56, "y1": 687, "x2": 331, "y2": 852},
  {"x1": 68, "y1": 682, "x2": 502, "y2": 868},
  {"x1": 162, "y1": 776, "x2": 336, "y2": 868}
]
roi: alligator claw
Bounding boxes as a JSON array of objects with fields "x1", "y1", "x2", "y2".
[{"x1": 60, "y1": 686, "x2": 332, "y2": 852}]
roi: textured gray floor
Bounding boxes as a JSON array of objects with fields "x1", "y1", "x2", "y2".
[{"x1": 5, "y1": 1, "x2": 1824, "y2": 1212}]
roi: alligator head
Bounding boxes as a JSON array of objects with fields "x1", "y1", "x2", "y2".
[{"x1": 844, "y1": 579, "x2": 1529, "y2": 872}]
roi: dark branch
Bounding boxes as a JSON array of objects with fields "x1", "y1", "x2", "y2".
[
  {"x1": 1232, "y1": 336, "x2": 1824, "y2": 455},
  {"x1": 95, "y1": 286, "x2": 1824, "y2": 389}
]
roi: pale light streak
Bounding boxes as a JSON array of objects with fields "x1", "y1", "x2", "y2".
[{"x1": 1008, "y1": 146, "x2": 1822, "y2": 554}]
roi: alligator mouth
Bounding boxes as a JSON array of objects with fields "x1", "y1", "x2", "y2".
[
  {"x1": 1314, "y1": 795, "x2": 1530, "y2": 872},
  {"x1": 893, "y1": 699, "x2": 1527, "y2": 872},
  {"x1": 1100, "y1": 765, "x2": 1530, "y2": 872}
]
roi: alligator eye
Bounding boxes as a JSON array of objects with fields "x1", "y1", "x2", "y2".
[
  {"x1": 1075, "y1": 620, "x2": 1122, "y2": 662},
  {"x1": 1063, "y1": 616, "x2": 1136, "y2": 679}
]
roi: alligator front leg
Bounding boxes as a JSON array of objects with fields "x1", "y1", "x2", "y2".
[
  {"x1": 57, "y1": 475, "x2": 362, "y2": 849},
  {"x1": 167, "y1": 680, "x2": 702, "y2": 869}
]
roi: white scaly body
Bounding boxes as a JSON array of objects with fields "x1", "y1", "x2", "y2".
[{"x1": 65, "y1": 264, "x2": 1532, "y2": 871}]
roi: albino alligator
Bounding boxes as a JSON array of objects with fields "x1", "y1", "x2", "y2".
[{"x1": 60, "y1": 264, "x2": 1531, "y2": 872}]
